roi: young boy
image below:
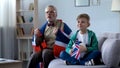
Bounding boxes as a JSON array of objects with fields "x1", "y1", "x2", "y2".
[{"x1": 60, "y1": 13, "x2": 101, "y2": 65}]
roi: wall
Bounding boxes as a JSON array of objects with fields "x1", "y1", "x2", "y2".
[
  {"x1": 0, "y1": 28, "x2": 1, "y2": 57},
  {"x1": 0, "y1": 0, "x2": 2, "y2": 57},
  {"x1": 37, "y1": 0, "x2": 120, "y2": 36}
]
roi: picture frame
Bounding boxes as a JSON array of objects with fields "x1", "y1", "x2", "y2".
[
  {"x1": 91, "y1": 0, "x2": 100, "y2": 6},
  {"x1": 75, "y1": 0, "x2": 90, "y2": 7}
]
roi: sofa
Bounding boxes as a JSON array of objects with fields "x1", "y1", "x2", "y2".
[{"x1": 48, "y1": 33, "x2": 120, "y2": 68}]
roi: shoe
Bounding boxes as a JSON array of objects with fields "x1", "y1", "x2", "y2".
[
  {"x1": 64, "y1": 61, "x2": 71, "y2": 65},
  {"x1": 85, "y1": 59, "x2": 95, "y2": 66}
]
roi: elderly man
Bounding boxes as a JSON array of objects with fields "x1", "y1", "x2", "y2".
[{"x1": 27, "y1": 5, "x2": 72, "y2": 68}]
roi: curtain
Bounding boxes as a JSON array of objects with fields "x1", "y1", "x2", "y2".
[{"x1": 0, "y1": 0, "x2": 17, "y2": 59}]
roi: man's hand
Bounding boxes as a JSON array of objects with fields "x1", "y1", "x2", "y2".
[
  {"x1": 34, "y1": 28, "x2": 43, "y2": 47},
  {"x1": 53, "y1": 27, "x2": 58, "y2": 34},
  {"x1": 34, "y1": 28, "x2": 42, "y2": 37}
]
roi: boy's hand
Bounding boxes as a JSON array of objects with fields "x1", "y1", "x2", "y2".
[
  {"x1": 79, "y1": 45, "x2": 87, "y2": 53},
  {"x1": 69, "y1": 49, "x2": 73, "y2": 55}
]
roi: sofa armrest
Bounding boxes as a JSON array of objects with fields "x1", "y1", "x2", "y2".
[
  {"x1": 97, "y1": 36, "x2": 106, "y2": 51},
  {"x1": 101, "y1": 39, "x2": 120, "y2": 67}
]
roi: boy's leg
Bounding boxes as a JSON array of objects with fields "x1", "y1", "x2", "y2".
[
  {"x1": 80, "y1": 50, "x2": 101, "y2": 65},
  {"x1": 59, "y1": 51, "x2": 79, "y2": 65}
]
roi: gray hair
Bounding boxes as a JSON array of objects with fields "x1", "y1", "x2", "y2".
[{"x1": 45, "y1": 5, "x2": 57, "y2": 13}]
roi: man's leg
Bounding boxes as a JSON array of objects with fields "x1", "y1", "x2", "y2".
[
  {"x1": 42, "y1": 49, "x2": 55, "y2": 68},
  {"x1": 27, "y1": 51, "x2": 42, "y2": 68}
]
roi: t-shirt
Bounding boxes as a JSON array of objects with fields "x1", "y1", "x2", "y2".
[{"x1": 78, "y1": 31, "x2": 88, "y2": 58}]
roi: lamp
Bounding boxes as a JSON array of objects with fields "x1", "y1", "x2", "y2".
[
  {"x1": 111, "y1": 0, "x2": 120, "y2": 32},
  {"x1": 111, "y1": 0, "x2": 120, "y2": 11}
]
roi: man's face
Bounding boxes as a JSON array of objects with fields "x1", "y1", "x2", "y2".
[{"x1": 45, "y1": 7, "x2": 57, "y2": 22}]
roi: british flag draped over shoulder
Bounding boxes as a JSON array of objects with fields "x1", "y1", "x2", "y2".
[{"x1": 32, "y1": 19, "x2": 72, "y2": 57}]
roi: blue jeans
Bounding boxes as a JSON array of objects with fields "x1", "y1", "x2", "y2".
[
  {"x1": 60, "y1": 51, "x2": 79, "y2": 65},
  {"x1": 59, "y1": 50, "x2": 101, "y2": 65}
]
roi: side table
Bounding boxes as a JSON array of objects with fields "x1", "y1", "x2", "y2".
[{"x1": 0, "y1": 58, "x2": 22, "y2": 68}]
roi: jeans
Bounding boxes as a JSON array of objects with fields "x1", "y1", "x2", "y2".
[
  {"x1": 27, "y1": 49, "x2": 55, "y2": 68},
  {"x1": 60, "y1": 51, "x2": 79, "y2": 65},
  {"x1": 59, "y1": 50, "x2": 101, "y2": 65}
]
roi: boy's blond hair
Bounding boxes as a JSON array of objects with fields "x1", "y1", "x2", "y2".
[
  {"x1": 77, "y1": 13, "x2": 90, "y2": 27},
  {"x1": 77, "y1": 13, "x2": 90, "y2": 21}
]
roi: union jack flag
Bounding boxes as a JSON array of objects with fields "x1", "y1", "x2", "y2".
[
  {"x1": 71, "y1": 43, "x2": 80, "y2": 60},
  {"x1": 32, "y1": 35, "x2": 36, "y2": 46}
]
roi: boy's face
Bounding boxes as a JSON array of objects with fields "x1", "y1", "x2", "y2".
[{"x1": 77, "y1": 18, "x2": 89, "y2": 30}]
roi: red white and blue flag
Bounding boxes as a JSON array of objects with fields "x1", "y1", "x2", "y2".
[{"x1": 71, "y1": 43, "x2": 80, "y2": 60}]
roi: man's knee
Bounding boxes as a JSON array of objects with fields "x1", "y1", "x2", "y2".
[{"x1": 42, "y1": 49, "x2": 54, "y2": 58}]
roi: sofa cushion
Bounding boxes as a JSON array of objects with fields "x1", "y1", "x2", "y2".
[
  {"x1": 48, "y1": 59, "x2": 109, "y2": 68},
  {"x1": 101, "y1": 39, "x2": 120, "y2": 67}
]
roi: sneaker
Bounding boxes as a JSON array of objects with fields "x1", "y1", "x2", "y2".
[
  {"x1": 85, "y1": 59, "x2": 95, "y2": 66},
  {"x1": 64, "y1": 61, "x2": 79, "y2": 65},
  {"x1": 64, "y1": 61, "x2": 71, "y2": 65}
]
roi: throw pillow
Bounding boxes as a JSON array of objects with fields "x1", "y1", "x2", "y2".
[{"x1": 101, "y1": 39, "x2": 120, "y2": 67}]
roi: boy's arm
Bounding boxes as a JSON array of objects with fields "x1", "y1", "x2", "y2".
[
  {"x1": 65, "y1": 33, "x2": 76, "y2": 54},
  {"x1": 87, "y1": 32, "x2": 98, "y2": 52},
  {"x1": 65, "y1": 39, "x2": 73, "y2": 54}
]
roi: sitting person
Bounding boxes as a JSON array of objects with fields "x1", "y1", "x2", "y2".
[
  {"x1": 27, "y1": 5, "x2": 72, "y2": 68},
  {"x1": 60, "y1": 13, "x2": 101, "y2": 65}
]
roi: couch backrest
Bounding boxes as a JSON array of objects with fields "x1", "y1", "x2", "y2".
[
  {"x1": 99, "y1": 33, "x2": 120, "y2": 67},
  {"x1": 98, "y1": 33, "x2": 120, "y2": 51},
  {"x1": 101, "y1": 33, "x2": 120, "y2": 39}
]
